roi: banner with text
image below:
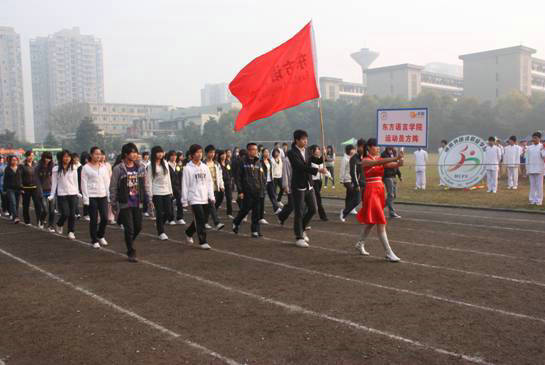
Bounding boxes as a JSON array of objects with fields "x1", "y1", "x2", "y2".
[{"x1": 377, "y1": 108, "x2": 428, "y2": 148}]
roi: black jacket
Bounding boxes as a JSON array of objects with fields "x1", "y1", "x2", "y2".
[
  {"x1": 234, "y1": 156, "x2": 265, "y2": 198},
  {"x1": 19, "y1": 162, "x2": 40, "y2": 190},
  {"x1": 349, "y1": 153, "x2": 365, "y2": 188},
  {"x1": 381, "y1": 150, "x2": 402, "y2": 179},
  {"x1": 287, "y1": 144, "x2": 322, "y2": 191},
  {"x1": 37, "y1": 162, "x2": 53, "y2": 193},
  {"x1": 168, "y1": 163, "x2": 182, "y2": 196},
  {"x1": 4, "y1": 166, "x2": 22, "y2": 191}
]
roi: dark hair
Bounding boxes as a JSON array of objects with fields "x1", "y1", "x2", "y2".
[
  {"x1": 114, "y1": 154, "x2": 123, "y2": 167},
  {"x1": 532, "y1": 131, "x2": 542, "y2": 139},
  {"x1": 293, "y1": 129, "x2": 308, "y2": 141},
  {"x1": 189, "y1": 144, "x2": 202, "y2": 157},
  {"x1": 38, "y1": 151, "x2": 53, "y2": 171},
  {"x1": 216, "y1": 149, "x2": 226, "y2": 163},
  {"x1": 509, "y1": 136, "x2": 517, "y2": 142},
  {"x1": 441, "y1": 139, "x2": 448, "y2": 145},
  {"x1": 272, "y1": 148, "x2": 281, "y2": 159},
  {"x1": 7, "y1": 155, "x2": 19, "y2": 165},
  {"x1": 282, "y1": 142, "x2": 289, "y2": 147},
  {"x1": 150, "y1": 146, "x2": 167, "y2": 178},
  {"x1": 357, "y1": 138, "x2": 366, "y2": 147},
  {"x1": 344, "y1": 144, "x2": 355, "y2": 154},
  {"x1": 90, "y1": 146, "x2": 101, "y2": 155},
  {"x1": 488, "y1": 136, "x2": 496, "y2": 142},
  {"x1": 165, "y1": 150, "x2": 177, "y2": 161},
  {"x1": 363, "y1": 138, "x2": 376, "y2": 157},
  {"x1": 24, "y1": 149, "x2": 33, "y2": 157},
  {"x1": 142, "y1": 151, "x2": 150, "y2": 157},
  {"x1": 246, "y1": 143, "x2": 257, "y2": 149},
  {"x1": 310, "y1": 145, "x2": 320, "y2": 155},
  {"x1": 121, "y1": 143, "x2": 138, "y2": 158},
  {"x1": 261, "y1": 148, "x2": 270, "y2": 161},
  {"x1": 57, "y1": 149, "x2": 74, "y2": 174},
  {"x1": 80, "y1": 151, "x2": 90, "y2": 165},
  {"x1": 205, "y1": 144, "x2": 216, "y2": 154}
]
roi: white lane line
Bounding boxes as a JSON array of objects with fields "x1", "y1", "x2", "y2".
[
  {"x1": 0, "y1": 245, "x2": 241, "y2": 365},
  {"x1": 0, "y1": 220, "x2": 496, "y2": 364}
]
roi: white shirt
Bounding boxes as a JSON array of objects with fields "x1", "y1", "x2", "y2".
[
  {"x1": 526, "y1": 143, "x2": 545, "y2": 174},
  {"x1": 438, "y1": 147, "x2": 444, "y2": 155},
  {"x1": 181, "y1": 160, "x2": 215, "y2": 206},
  {"x1": 145, "y1": 161, "x2": 173, "y2": 197},
  {"x1": 311, "y1": 162, "x2": 324, "y2": 180},
  {"x1": 484, "y1": 145, "x2": 502, "y2": 171},
  {"x1": 339, "y1": 154, "x2": 352, "y2": 183},
  {"x1": 271, "y1": 158, "x2": 283, "y2": 179},
  {"x1": 51, "y1": 165, "x2": 79, "y2": 197},
  {"x1": 503, "y1": 144, "x2": 522, "y2": 167},
  {"x1": 414, "y1": 149, "x2": 428, "y2": 172},
  {"x1": 81, "y1": 163, "x2": 110, "y2": 204}
]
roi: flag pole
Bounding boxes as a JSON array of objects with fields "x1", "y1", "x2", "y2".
[{"x1": 318, "y1": 99, "x2": 326, "y2": 152}]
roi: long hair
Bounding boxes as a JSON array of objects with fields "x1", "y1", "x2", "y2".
[
  {"x1": 150, "y1": 146, "x2": 167, "y2": 178},
  {"x1": 363, "y1": 138, "x2": 375, "y2": 158},
  {"x1": 216, "y1": 149, "x2": 226, "y2": 165},
  {"x1": 38, "y1": 151, "x2": 53, "y2": 173},
  {"x1": 57, "y1": 150, "x2": 74, "y2": 175}
]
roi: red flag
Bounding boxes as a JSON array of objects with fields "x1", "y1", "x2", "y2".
[{"x1": 229, "y1": 21, "x2": 319, "y2": 131}]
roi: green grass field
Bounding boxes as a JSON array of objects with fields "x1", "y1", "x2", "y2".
[{"x1": 321, "y1": 153, "x2": 545, "y2": 212}]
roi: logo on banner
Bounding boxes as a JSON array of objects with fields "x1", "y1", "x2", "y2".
[{"x1": 438, "y1": 135, "x2": 487, "y2": 188}]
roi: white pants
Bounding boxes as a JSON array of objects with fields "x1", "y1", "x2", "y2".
[
  {"x1": 507, "y1": 167, "x2": 519, "y2": 188},
  {"x1": 415, "y1": 170, "x2": 426, "y2": 189},
  {"x1": 486, "y1": 170, "x2": 498, "y2": 192},
  {"x1": 528, "y1": 173, "x2": 544, "y2": 204}
]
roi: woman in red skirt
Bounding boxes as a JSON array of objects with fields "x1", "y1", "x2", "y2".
[{"x1": 355, "y1": 138, "x2": 404, "y2": 262}]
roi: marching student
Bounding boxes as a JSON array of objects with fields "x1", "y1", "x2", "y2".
[
  {"x1": 145, "y1": 146, "x2": 173, "y2": 241},
  {"x1": 37, "y1": 152, "x2": 56, "y2": 232},
  {"x1": 438, "y1": 139, "x2": 448, "y2": 186},
  {"x1": 141, "y1": 151, "x2": 151, "y2": 217},
  {"x1": 0, "y1": 155, "x2": 7, "y2": 216},
  {"x1": 339, "y1": 144, "x2": 357, "y2": 222},
  {"x1": 3, "y1": 155, "x2": 21, "y2": 223},
  {"x1": 182, "y1": 144, "x2": 215, "y2": 249},
  {"x1": 110, "y1": 143, "x2": 151, "y2": 262},
  {"x1": 217, "y1": 150, "x2": 234, "y2": 219},
  {"x1": 271, "y1": 148, "x2": 284, "y2": 205},
  {"x1": 519, "y1": 140, "x2": 528, "y2": 177},
  {"x1": 81, "y1": 147, "x2": 111, "y2": 249},
  {"x1": 261, "y1": 148, "x2": 282, "y2": 216},
  {"x1": 277, "y1": 153, "x2": 293, "y2": 225},
  {"x1": 355, "y1": 138, "x2": 404, "y2": 262},
  {"x1": 413, "y1": 148, "x2": 428, "y2": 190},
  {"x1": 165, "y1": 151, "x2": 182, "y2": 224},
  {"x1": 49, "y1": 150, "x2": 79, "y2": 240},
  {"x1": 484, "y1": 136, "x2": 502, "y2": 193},
  {"x1": 310, "y1": 145, "x2": 328, "y2": 221},
  {"x1": 324, "y1": 145, "x2": 336, "y2": 189},
  {"x1": 20, "y1": 150, "x2": 44, "y2": 227},
  {"x1": 287, "y1": 130, "x2": 328, "y2": 248},
  {"x1": 78, "y1": 151, "x2": 91, "y2": 221},
  {"x1": 232, "y1": 143, "x2": 266, "y2": 238},
  {"x1": 526, "y1": 132, "x2": 545, "y2": 205},
  {"x1": 349, "y1": 138, "x2": 366, "y2": 210},
  {"x1": 100, "y1": 150, "x2": 116, "y2": 224},
  {"x1": 203, "y1": 145, "x2": 225, "y2": 230},
  {"x1": 381, "y1": 147, "x2": 402, "y2": 219},
  {"x1": 504, "y1": 136, "x2": 522, "y2": 190}
]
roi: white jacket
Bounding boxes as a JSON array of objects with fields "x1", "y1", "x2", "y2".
[
  {"x1": 206, "y1": 160, "x2": 224, "y2": 192},
  {"x1": 51, "y1": 165, "x2": 79, "y2": 197},
  {"x1": 81, "y1": 163, "x2": 110, "y2": 204},
  {"x1": 182, "y1": 161, "x2": 215, "y2": 206},
  {"x1": 339, "y1": 154, "x2": 351, "y2": 183},
  {"x1": 145, "y1": 161, "x2": 173, "y2": 197},
  {"x1": 414, "y1": 150, "x2": 428, "y2": 172},
  {"x1": 271, "y1": 158, "x2": 283, "y2": 179},
  {"x1": 526, "y1": 144, "x2": 545, "y2": 174},
  {"x1": 503, "y1": 145, "x2": 522, "y2": 167},
  {"x1": 484, "y1": 145, "x2": 502, "y2": 171}
]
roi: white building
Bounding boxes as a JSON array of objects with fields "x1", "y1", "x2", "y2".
[
  {"x1": 0, "y1": 26, "x2": 26, "y2": 141},
  {"x1": 200, "y1": 83, "x2": 236, "y2": 106},
  {"x1": 319, "y1": 77, "x2": 365, "y2": 103},
  {"x1": 30, "y1": 27, "x2": 105, "y2": 141}
]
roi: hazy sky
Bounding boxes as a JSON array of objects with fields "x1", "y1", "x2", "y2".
[{"x1": 1, "y1": 0, "x2": 544, "y2": 136}]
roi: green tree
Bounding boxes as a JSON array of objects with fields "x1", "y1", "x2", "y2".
[
  {"x1": 74, "y1": 117, "x2": 103, "y2": 153},
  {"x1": 43, "y1": 132, "x2": 60, "y2": 148}
]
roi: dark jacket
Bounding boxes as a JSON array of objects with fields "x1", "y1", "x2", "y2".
[
  {"x1": 37, "y1": 162, "x2": 54, "y2": 193},
  {"x1": 4, "y1": 166, "x2": 22, "y2": 191},
  {"x1": 109, "y1": 161, "x2": 150, "y2": 210},
  {"x1": 234, "y1": 156, "x2": 265, "y2": 198},
  {"x1": 287, "y1": 144, "x2": 322, "y2": 191},
  {"x1": 381, "y1": 150, "x2": 402, "y2": 179},
  {"x1": 168, "y1": 162, "x2": 182, "y2": 196},
  {"x1": 349, "y1": 153, "x2": 365, "y2": 188},
  {"x1": 19, "y1": 162, "x2": 40, "y2": 190},
  {"x1": 220, "y1": 161, "x2": 231, "y2": 189}
]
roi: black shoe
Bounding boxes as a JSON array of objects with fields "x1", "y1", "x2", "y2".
[{"x1": 232, "y1": 224, "x2": 239, "y2": 234}]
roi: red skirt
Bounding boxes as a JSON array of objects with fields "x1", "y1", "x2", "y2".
[{"x1": 356, "y1": 182, "x2": 386, "y2": 225}]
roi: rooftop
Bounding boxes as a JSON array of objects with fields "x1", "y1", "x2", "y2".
[{"x1": 459, "y1": 45, "x2": 536, "y2": 60}]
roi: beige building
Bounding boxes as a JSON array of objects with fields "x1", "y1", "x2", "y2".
[
  {"x1": 459, "y1": 45, "x2": 545, "y2": 103},
  {"x1": 30, "y1": 27, "x2": 105, "y2": 141},
  {"x1": 0, "y1": 27, "x2": 26, "y2": 141},
  {"x1": 319, "y1": 77, "x2": 365, "y2": 103},
  {"x1": 87, "y1": 103, "x2": 171, "y2": 136},
  {"x1": 366, "y1": 64, "x2": 424, "y2": 100}
]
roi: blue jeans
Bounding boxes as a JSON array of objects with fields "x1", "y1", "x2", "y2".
[{"x1": 6, "y1": 189, "x2": 20, "y2": 220}]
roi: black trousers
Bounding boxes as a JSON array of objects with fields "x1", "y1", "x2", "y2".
[
  {"x1": 1, "y1": 192, "x2": 8, "y2": 213},
  {"x1": 292, "y1": 188, "x2": 317, "y2": 239},
  {"x1": 153, "y1": 194, "x2": 173, "y2": 235},
  {"x1": 214, "y1": 190, "x2": 225, "y2": 211},
  {"x1": 224, "y1": 184, "x2": 233, "y2": 215},
  {"x1": 277, "y1": 193, "x2": 293, "y2": 223},
  {"x1": 342, "y1": 183, "x2": 360, "y2": 218},
  {"x1": 265, "y1": 181, "x2": 279, "y2": 211},
  {"x1": 172, "y1": 191, "x2": 184, "y2": 221},
  {"x1": 88, "y1": 197, "x2": 108, "y2": 243},
  {"x1": 185, "y1": 204, "x2": 209, "y2": 245},
  {"x1": 233, "y1": 193, "x2": 261, "y2": 234},
  {"x1": 274, "y1": 178, "x2": 284, "y2": 201},
  {"x1": 118, "y1": 207, "x2": 142, "y2": 256},
  {"x1": 205, "y1": 193, "x2": 221, "y2": 225},
  {"x1": 22, "y1": 188, "x2": 43, "y2": 225},
  {"x1": 6, "y1": 189, "x2": 20, "y2": 219},
  {"x1": 57, "y1": 195, "x2": 77, "y2": 233},
  {"x1": 41, "y1": 194, "x2": 55, "y2": 226},
  {"x1": 313, "y1": 180, "x2": 327, "y2": 220}
]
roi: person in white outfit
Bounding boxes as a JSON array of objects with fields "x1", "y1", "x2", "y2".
[
  {"x1": 81, "y1": 147, "x2": 111, "y2": 249},
  {"x1": 526, "y1": 132, "x2": 545, "y2": 205},
  {"x1": 414, "y1": 148, "x2": 428, "y2": 190},
  {"x1": 484, "y1": 136, "x2": 502, "y2": 193},
  {"x1": 503, "y1": 136, "x2": 522, "y2": 190},
  {"x1": 438, "y1": 139, "x2": 448, "y2": 186}
]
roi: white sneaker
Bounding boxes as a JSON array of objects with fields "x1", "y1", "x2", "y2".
[
  {"x1": 38, "y1": 222, "x2": 44, "y2": 229},
  {"x1": 277, "y1": 202, "x2": 284, "y2": 208},
  {"x1": 243, "y1": 217, "x2": 248, "y2": 223},
  {"x1": 350, "y1": 209, "x2": 358, "y2": 215},
  {"x1": 98, "y1": 238, "x2": 108, "y2": 246},
  {"x1": 274, "y1": 208, "x2": 282, "y2": 215},
  {"x1": 251, "y1": 232, "x2": 260, "y2": 238},
  {"x1": 84, "y1": 216, "x2": 90, "y2": 221},
  {"x1": 204, "y1": 223, "x2": 213, "y2": 229},
  {"x1": 386, "y1": 252, "x2": 401, "y2": 262},
  {"x1": 295, "y1": 239, "x2": 309, "y2": 248},
  {"x1": 177, "y1": 219, "x2": 186, "y2": 225},
  {"x1": 169, "y1": 221, "x2": 177, "y2": 225},
  {"x1": 68, "y1": 232, "x2": 76, "y2": 240},
  {"x1": 332, "y1": 186, "x2": 335, "y2": 189},
  {"x1": 159, "y1": 233, "x2": 169, "y2": 241},
  {"x1": 303, "y1": 232, "x2": 310, "y2": 243},
  {"x1": 143, "y1": 212, "x2": 150, "y2": 217},
  {"x1": 355, "y1": 241, "x2": 370, "y2": 256},
  {"x1": 47, "y1": 226, "x2": 55, "y2": 233},
  {"x1": 215, "y1": 223, "x2": 225, "y2": 230},
  {"x1": 259, "y1": 219, "x2": 269, "y2": 225},
  {"x1": 227, "y1": 215, "x2": 234, "y2": 220},
  {"x1": 339, "y1": 210, "x2": 346, "y2": 223},
  {"x1": 92, "y1": 242, "x2": 100, "y2": 249},
  {"x1": 186, "y1": 235, "x2": 194, "y2": 244},
  {"x1": 200, "y1": 243, "x2": 211, "y2": 250},
  {"x1": 55, "y1": 225, "x2": 63, "y2": 234}
]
